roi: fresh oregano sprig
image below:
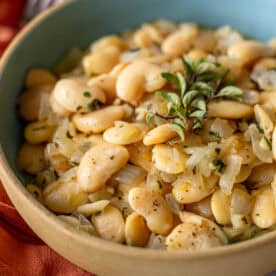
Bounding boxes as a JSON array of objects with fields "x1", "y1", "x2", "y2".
[{"x1": 146, "y1": 56, "x2": 244, "y2": 141}]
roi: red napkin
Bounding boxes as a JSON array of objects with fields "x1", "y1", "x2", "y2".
[{"x1": 0, "y1": 182, "x2": 93, "y2": 276}]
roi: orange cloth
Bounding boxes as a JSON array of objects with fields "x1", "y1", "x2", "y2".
[{"x1": 0, "y1": 183, "x2": 93, "y2": 276}]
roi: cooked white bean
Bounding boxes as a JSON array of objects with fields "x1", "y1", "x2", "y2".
[
  {"x1": 103, "y1": 122, "x2": 148, "y2": 145},
  {"x1": 143, "y1": 124, "x2": 177, "y2": 146},
  {"x1": 259, "y1": 92, "x2": 276, "y2": 112},
  {"x1": 88, "y1": 189, "x2": 113, "y2": 203},
  {"x1": 167, "y1": 212, "x2": 227, "y2": 250},
  {"x1": 43, "y1": 180, "x2": 88, "y2": 213},
  {"x1": 92, "y1": 205, "x2": 125, "y2": 243},
  {"x1": 25, "y1": 68, "x2": 57, "y2": 88},
  {"x1": 252, "y1": 186, "x2": 276, "y2": 229},
  {"x1": 91, "y1": 35, "x2": 126, "y2": 53},
  {"x1": 228, "y1": 41, "x2": 274, "y2": 66},
  {"x1": 194, "y1": 30, "x2": 216, "y2": 52},
  {"x1": 172, "y1": 173, "x2": 215, "y2": 204},
  {"x1": 125, "y1": 212, "x2": 150, "y2": 246},
  {"x1": 271, "y1": 174, "x2": 276, "y2": 208},
  {"x1": 24, "y1": 121, "x2": 55, "y2": 144},
  {"x1": 208, "y1": 100, "x2": 253, "y2": 119},
  {"x1": 186, "y1": 49, "x2": 208, "y2": 61},
  {"x1": 128, "y1": 187, "x2": 174, "y2": 235},
  {"x1": 254, "y1": 104, "x2": 273, "y2": 137},
  {"x1": 211, "y1": 189, "x2": 231, "y2": 225},
  {"x1": 77, "y1": 143, "x2": 129, "y2": 192},
  {"x1": 83, "y1": 46, "x2": 121, "y2": 75},
  {"x1": 17, "y1": 143, "x2": 45, "y2": 174},
  {"x1": 133, "y1": 24, "x2": 162, "y2": 48},
  {"x1": 235, "y1": 164, "x2": 253, "y2": 183},
  {"x1": 52, "y1": 79, "x2": 106, "y2": 114},
  {"x1": 162, "y1": 23, "x2": 199, "y2": 57},
  {"x1": 19, "y1": 85, "x2": 53, "y2": 121},
  {"x1": 185, "y1": 196, "x2": 213, "y2": 219},
  {"x1": 179, "y1": 211, "x2": 228, "y2": 244},
  {"x1": 77, "y1": 200, "x2": 110, "y2": 216},
  {"x1": 152, "y1": 144, "x2": 188, "y2": 174},
  {"x1": 230, "y1": 187, "x2": 252, "y2": 219},
  {"x1": 127, "y1": 142, "x2": 153, "y2": 172},
  {"x1": 116, "y1": 61, "x2": 166, "y2": 105},
  {"x1": 88, "y1": 74, "x2": 116, "y2": 104},
  {"x1": 166, "y1": 222, "x2": 222, "y2": 251},
  {"x1": 73, "y1": 105, "x2": 125, "y2": 134},
  {"x1": 272, "y1": 125, "x2": 276, "y2": 161},
  {"x1": 248, "y1": 164, "x2": 276, "y2": 188}
]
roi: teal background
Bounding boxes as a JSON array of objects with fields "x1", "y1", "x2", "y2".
[{"x1": 0, "y1": 0, "x2": 276, "y2": 181}]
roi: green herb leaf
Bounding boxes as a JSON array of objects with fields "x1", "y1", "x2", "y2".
[
  {"x1": 83, "y1": 91, "x2": 91, "y2": 98},
  {"x1": 157, "y1": 91, "x2": 181, "y2": 107},
  {"x1": 197, "y1": 71, "x2": 221, "y2": 82},
  {"x1": 181, "y1": 57, "x2": 193, "y2": 79},
  {"x1": 191, "y1": 81, "x2": 214, "y2": 94},
  {"x1": 260, "y1": 136, "x2": 272, "y2": 150},
  {"x1": 176, "y1": 72, "x2": 187, "y2": 98},
  {"x1": 170, "y1": 122, "x2": 185, "y2": 141},
  {"x1": 191, "y1": 97, "x2": 207, "y2": 111},
  {"x1": 182, "y1": 90, "x2": 202, "y2": 107},
  {"x1": 256, "y1": 123, "x2": 265, "y2": 134},
  {"x1": 146, "y1": 112, "x2": 155, "y2": 124},
  {"x1": 216, "y1": 86, "x2": 243, "y2": 100},
  {"x1": 213, "y1": 159, "x2": 225, "y2": 173},
  {"x1": 209, "y1": 131, "x2": 221, "y2": 139},
  {"x1": 192, "y1": 120, "x2": 203, "y2": 130},
  {"x1": 161, "y1": 72, "x2": 180, "y2": 88},
  {"x1": 87, "y1": 99, "x2": 103, "y2": 111},
  {"x1": 189, "y1": 109, "x2": 206, "y2": 119},
  {"x1": 197, "y1": 62, "x2": 217, "y2": 74},
  {"x1": 157, "y1": 180, "x2": 163, "y2": 189}
]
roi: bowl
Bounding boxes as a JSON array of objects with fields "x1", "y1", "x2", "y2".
[{"x1": 1, "y1": 0, "x2": 276, "y2": 275}]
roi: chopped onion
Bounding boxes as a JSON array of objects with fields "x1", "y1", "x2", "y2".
[
  {"x1": 210, "y1": 118, "x2": 235, "y2": 139},
  {"x1": 39, "y1": 93, "x2": 51, "y2": 120},
  {"x1": 59, "y1": 215, "x2": 96, "y2": 235},
  {"x1": 158, "y1": 171, "x2": 177, "y2": 183},
  {"x1": 251, "y1": 70, "x2": 276, "y2": 90},
  {"x1": 219, "y1": 155, "x2": 242, "y2": 195},
  {"x1": 112, "y1": 164, "x2": 146, "y2": 195},
  {"x1": 147, "y1": 233, "x2": 166, "y2": 250},
  {"x1": 53, "y1": 119, "x2": 76, "y2": 158},
  {"x1": 185, "y1": 146, "x2": 209, "y2": 168},
  {"x1": 231, "y1": 188, "x2": 251, "y2": 215},
  {"x1": 248, "y1": 163, "x2": 276, "y2": 188},
  {"x1": 110, "y1": 197, "x2": 132, "y2": 217},
  {"x1": 248, "y1": 124, "x2": 273, "y2": 163},
  {"x1": 243, "y1": 90, "x2": 260, "y2": 105},
  {"x1": 165, "y1": 193, "x2": 182, "y2": 215},
  {"x1": 59, "y1": 167, "x2": 78, "y2": 182},
  {"x1": 215, "y1": 26, "x2": 243, "y2": 53},
  {"x1": 120, "y1": 50, "x2": 140, "y2": 62}
]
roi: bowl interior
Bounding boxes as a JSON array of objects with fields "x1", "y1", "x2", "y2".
[{"x1": 0, "y1": 0, "x2": 276, "y2": 187}]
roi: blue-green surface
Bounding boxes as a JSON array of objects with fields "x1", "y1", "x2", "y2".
[{"x1": 0, "y1": 0, "x2": 276, "y2": 180}]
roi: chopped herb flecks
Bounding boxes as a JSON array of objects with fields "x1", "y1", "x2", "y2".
[
  {"x1": 213, "y1": 159, "x2": 225, "y2": 174},
  {"x1": 87, "y1": 99, "x2": 104, "y2": 111},
  {"x1": 83, "y1": 91, "x2": 91, "y2": 98}
]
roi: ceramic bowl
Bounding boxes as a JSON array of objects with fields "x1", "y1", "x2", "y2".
[{"x1": 1, "y1": 0, "x2": 276, "y2": 275}]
